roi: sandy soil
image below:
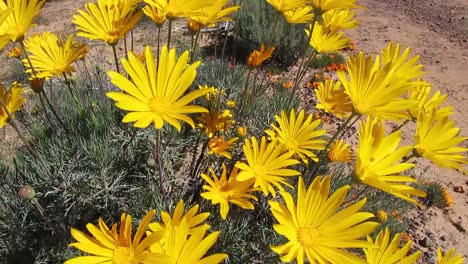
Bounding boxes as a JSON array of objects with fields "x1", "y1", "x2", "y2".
[{"x1": 0, "y1": 0, "x2": 467, "y2": 262}]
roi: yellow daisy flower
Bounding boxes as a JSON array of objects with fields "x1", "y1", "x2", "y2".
[
  {"x1": 0, "y1": 8, "x2": 13, "y2": 50},
  {"x1": 283, "y1": 5, "x2": 315, "y2": 24},
  {"x1": 266, "y1": 0, "x2": 308, "y2": 13},
  {"x1": 408, "y1": 83, "x2": 453, "y2": 121},
  {"x1": 197, "y1": 108, "x2": 234, "y2": 138},
  {"x1": 315, "y1": 79, "x2": 352, "y2": 119},
  {"x1": 236, "y1": 126, "x2": 247, "y2": 137},
  {"x1": 337, "y1": 51, "x2": 418, "y2": 121},
  {"x1": 0, "y1": 0, "x2": 45, "y2": 42},
  {"x1": 107, "y1": 45, "x2": 213, "y2": 131},
  {"x1": 73, "y1": 0, "x2": 142, "y2": 46},
  {"x1": 190, "y1": 0, "x2": 240, "y2": 28},
  {"x1": 310, "y1": 0, "x2": 359, "y2": 13},
  {"x1": 235, "y1": 136, "x2": 300, "y2": 197},
  {"x1": 150, "y1": 218, "x2": 228, "y2": 264},
  {"x1": 23, "y1": 32, "x2": 88, "y2": 78},
  {"x1": 355, "y1": 117, "x2": 426, "y2": 206},
  {"x1": 0, "y1": 82, "x2": 26, "y2": 128},
  {"x1": 437, "y1": 247, "x2": 464, "y2": 264},
  {"x1": 306, "y1": 22, "x2": 350, "y2": 53},
  {"x1": 381, "y1": 43, "x2": 424, "y2": 88},
  {"x1": 7, "y1": 47, "x2": 21, "y2": 58},
  {"x1": 201, "y1": 163, "x2": 257, "y2": 220},
  {"x1": 364, "y1": 227, "x2": 422, "y2": 264},
  {"x1": 265, "y1": 109, "x2": 327, "y2": 163},
  {"x1": 328, "y1": 139, "x2": 352, "y2": 163},
  {"x1": 375, "y1": 210, "x2": 388, "y2": 223},
  {"x1": 270, "y1": 176, "x2": 378, "y2": 264},
  {"x1": 322, "y1": 8, "x2": 359, "y2": 32},
  {"x1": 247, "y1": 43, "x2": 275, "y2": 68},
  {"x1": 65, "y1": 210, "x2": 169, "y2": 264},
  {"x1": 414, "y1": 109, "x2": 468, "y2": 170},
  {"x1": 148, "y1": 200, "x2": 210, "y2": 238},
  {"x1": 146, "y1": 0, "x2": 212, "y2": 19},
  {"x1": 208, "y1": 136, "x2": 238, "y2": 159},
  {"x1": 142, "y1": 1, "x2": 167, "y2": 27}
]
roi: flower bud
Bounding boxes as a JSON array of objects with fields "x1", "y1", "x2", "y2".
[{"x1": 18, "y1": 185, "x2": 36, "y2": 200}]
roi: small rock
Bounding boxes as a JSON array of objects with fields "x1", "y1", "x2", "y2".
[
  {"x1": 420, "y1": 237, "x2": 435, "y2": 248},
  {"x1": 440, "y1": 235, "x2": 446, "y2": 241},
  {"x1": 426, "y1": 231, "x2": 436, "y2": 240},
  {"x1": 453, "y1": 186, "x2": 465, "y2": 193}
]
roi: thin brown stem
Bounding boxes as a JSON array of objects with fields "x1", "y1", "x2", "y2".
[
  {"x1": 111, "y1": 44, "x2": 120, "y2": 73},
  {"x1": 236, "y1": 68, "x2": 253, "y2": 116},
  {"x1": 156, "y1": 130, "x2": 169, "y2": 211},
  {"x1": 167, "y1": 19, "x2": 173, "y2": 49}
]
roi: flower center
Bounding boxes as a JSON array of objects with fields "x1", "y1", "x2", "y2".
[
  {"x1": 113, "y1": 247, "x2": 137, "y2": 264},
  {"x1": 297, "y1": 226, "x2": 320, "y2": 248},
  {"x1": 285, "y1": 138, "x2": 298, "y2": 151},
  {"x1": 252, "y1": 165, "x2": 267, "y2": 179},
  {"x1": 148, "y1": 97, "x2": 171, "y2": 114}
]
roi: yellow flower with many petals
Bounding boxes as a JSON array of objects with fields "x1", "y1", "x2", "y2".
[
  {"x1": 270, "y1": 176, "x2": 379, "y2": 264},
  {"x1": 265, "y1": 109, "x2": 326, "y2": 163},
  {"x1": 414, "y1": 109, "x2": 468, "y2": 171},
  {"x1": 197, "y1": 108, "x2": 234, "y2": 138},
  {"x1": 310, "y1": 0, "x2": 359, "y2": 13},
  {"x1": 190, "y1": 0, "x2": 240, "y2": 28},
  {"x1": 73, "y1": 0, "x2": 142, "y2": 46},
  {"x1": 201, "y1": 163, "x2": 257, "y2": 219},
  {"x1": 247, "y1": 43, "x2": 275, "y2": 68},
  {"x1": 375, "y1": 210, "x2": 388, "y2": 223},
  {"x1": 146, "y1": 0, "x2": 212, "y2": 20},
  {"x1": 283, "y1": 6, "x2": 315, "y2": 24},
  {"x1": 381, "y1": 43, "x2": 424, "y2": 88},
  {"x1": 150, "y1": 218, "x2": 228, "y2": 264},
  {"x1": 7, "y1": 47, "x2": 21, "y2": 58},
  {"x1": 148, "y1": 200, "x2": 210, "y2": 238},
  {"x1": 408, "y1": 83, "x2": 453, "y2": 121},
  {"x1": 437, "y1": 247, "x2": 464, "y2": 264},
  {"x1": 364, "y1": 228, "x2": 422, "y2": 264},
  {"x1": 355, "y1": 117, "x2": 426, "y2": 206},
  {"x1": 23, "y1": 32, "x2": 88, "y2": 78},
  {"x1": 107, "y1": 46, "x2": 213, "y2": 131},
  {"x1": 337, "y1": 52, "x2": 418, "y2": 121},
  {"x1": 0, "y1": 0, "x2": 45, "y2": 42},
  {"x1": 65, "y1": 210, "x2": 169, "y2": 264},
  {"x1": 266, "y1": 0, "x2": 308, "y2": 13},
  {"x1": 142, "y1": 1, "x2": 167, "y2": 27},
  {"x1": 0, "y1": 82, "x2": 26, "y2": 128},
  {"x1": 306, "y1": 22, "x2": 350, "y2": 53},
  {"x1": 328, "y1": 139, "x2": 352, "y2": 163},
  {"x1": 208, "y1": 136, "x2": 238, "y2": 159},
  {"x1": 322, "y1": 9, "x2": 358, "y2": 32},
  {"x1": 315, "y1": 79, "x2": 352, "y2": 119},
  {"x1": 236, "y1": 126, "x2": 247, "y2": 137},
  {"x1": 0, "y1": 8, "x2": 13, "y2": 50},
  {"x1": 235, "y1": 136, "x2": 300, "y2": 197}
]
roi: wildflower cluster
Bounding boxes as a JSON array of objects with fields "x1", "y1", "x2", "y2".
[{"x1": 0, "y1": 0, "x2": 466, "y2": 263}]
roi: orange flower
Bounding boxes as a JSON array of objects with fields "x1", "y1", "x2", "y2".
[
  {"x1": 282, "y1": 81, "x2": 293, "y2": 89},
  {"x1": 247, "y1": 43, "x2": 274, "y2": 68}
]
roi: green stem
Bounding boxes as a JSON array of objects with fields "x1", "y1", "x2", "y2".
[
  {"x1": 62, "y1": 73, "x2": 79, "y2": 105},
  {"x1": 42, "y1": 84, "x2": 72, "y2": 142},
  {"x1": 392, "y1": 119, "x2": 410, "y2": 133},
  {"x1": 190, "y1": 30, "x2": 201, "y2": 63},
  {"x1": 156, "y1": 130, "x2": 169, "y2": 211},
  {"x1": 19, "y1": 40, "x2": 37, "y2": 77},
  {"x1": 401, "y1": 153, "x2": 417, "y2": 163},
  {"x1": 236, "y1": 68, "x2": 253, "y2": 117},
  {"x1": 124, "y1": 34, "x2": 128, "y2": 59},
  {"x1": 111, "y1": 44, "x2": 120, "y2": 73},
  {"x1": 286, "y1": 51, "x2": 317, "y2": 108}
]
